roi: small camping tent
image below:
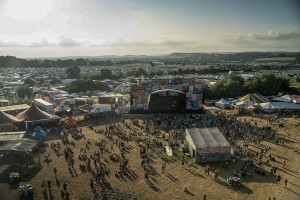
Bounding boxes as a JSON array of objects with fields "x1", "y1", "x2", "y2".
[{"x1": 31, "y1": 126, "x2": 46, "y2": 139}]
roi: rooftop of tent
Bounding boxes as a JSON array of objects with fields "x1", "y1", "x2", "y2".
[
  {"x1": 0, "y1": 104, "x2": 30, "y2": 112},
  {"x1": 0, "y1": 138, "x2": 38, "y2": 152},
  {"x1": 186, "y1": 127, "x2": 230, "y2": 149},
  {"x1": 0, "y1": 131, "x2": 25, "y2": 142}
]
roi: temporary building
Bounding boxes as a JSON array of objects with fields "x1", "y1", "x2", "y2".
[
  {"x1": 237, "y1": 93, "x2": 268, "y2": 104},
  {"x1": 272, "y1": 95, "x2": 300, "y2": 104},
  {"x1": 16, "y1": 102, "x2": 57, "y2": 121},
  {"x1": 79, "y1": 104, "x2": 93, "y2": 113},
  {"x1": 259, "y1": 102, "x2": 300, "y2": 111},
  {"x1": 185, "y1": 127, "x2": 231, "y2": 162},
  {"x1": 90, "y1": 104, "x2": 112, "y2": 113},
  {"x1": 215, "y1": 98, "x2": 230, "y2": 109},
  {"x1": 54, "y1": 104, "x2": 71, "y2": 113}
]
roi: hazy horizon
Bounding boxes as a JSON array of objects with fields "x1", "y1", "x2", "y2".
[{"x1": 0, "y1": 0, "x2": 299, "y2": 58}]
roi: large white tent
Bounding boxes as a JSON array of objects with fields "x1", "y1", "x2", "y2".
[
  {"x1": 186, "y1": 127, "x2": 231, "y2": 162},
  {"x1": 272, "y1": 95, "x2": 300, "y2": 103},
  {"x1": 259, "y1": 102, "x2": 300, "y2": 111},
  {"x1": 215, "y1": 98, "x2": 230, "y2": 109}
]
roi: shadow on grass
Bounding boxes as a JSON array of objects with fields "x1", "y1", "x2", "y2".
[
  {"x1": 165, "y1": 172, "x2": 180, "y2": 184},
  {"x1": 185, "y1": 190, "x2": 194, "y2": 196},
  {"x1": 186, "y1": 168, "x2": 204, "y2": 178},
  {"x1": 215, "y1": 179, "x2": 253, "y2": 194},
  {"x1": 146, "y1": 179, "x2": 161, "y2": 193},
  {"x1": 285, "y1": 187, "x2": 300, "y2": 196}
]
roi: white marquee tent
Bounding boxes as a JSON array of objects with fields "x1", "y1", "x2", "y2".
[
  {"x1": 215, "y1": 98, "x2": 230, "y2": 109},
  {"x1": 186, "y1": 127, "x2": 231, "y2": 162}
]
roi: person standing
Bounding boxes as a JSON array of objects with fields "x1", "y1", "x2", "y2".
[
  {"x1": 277, "y1": 175, "x2": 281, "y2": 184},
  {"x1": 63, "y1": 182, "x2": 67, "y2": 191},
  {"x1": 53, "y1": 167, "x2": 57, "y2": 179},
  {"x1": 284, "y1": 178, "x2": 288, "y2": 187},
  {"x1": 47, "y1": 179, "x2": 51, "y2": 189},
  {"x1": 61, "y1": 190, "x2": 65, "y2": 199},
  {"x1": 203, "y1": 193, "x2": 207, "y2": 200}
]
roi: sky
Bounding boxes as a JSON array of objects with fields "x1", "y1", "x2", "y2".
[{"x1": 0, "y1": 0, "x2": 299, "y2": 57}]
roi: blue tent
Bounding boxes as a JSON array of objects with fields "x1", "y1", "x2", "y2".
[{"x1": 31, "y1": 126, "x2": 46, "y2": 139}]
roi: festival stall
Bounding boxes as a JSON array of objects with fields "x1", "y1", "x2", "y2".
[
  {"x1": 215, "y1": 98, "x2": 230, "y2": 109},
  {"x1": 185, "y1": 127, "x2": 231, "y2": 162}
]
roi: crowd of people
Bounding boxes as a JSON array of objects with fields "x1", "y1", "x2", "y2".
[{"x1": 39, "y1": 110, "x2": 295, "y2": 199}]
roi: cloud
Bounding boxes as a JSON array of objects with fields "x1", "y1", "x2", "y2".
[
  {"x1": 0, "y1": 40, "x2": 20, "y2": 47},
  {"x1": 58, "y1": 36, "x2": 81, "y2": 46},
  {"x1": 250, "y1": 30, "x2": 300, "y2": 40},
  {"x1": 225, "y1": 30, "x2": 300, "y2": 43},
  {"x1": 98, "y1": 38, "x2": 200, "y2": 47},
  {"x1": 223, "y1": 30, "x2": 300, "y2": 50},
  {"x1": 0, "y1": 35, "x2": 83, "y2": 48}
]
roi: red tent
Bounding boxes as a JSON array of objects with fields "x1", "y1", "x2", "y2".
[{"x1": 291, "y1": 94, "x2": 300, "y2": 99}]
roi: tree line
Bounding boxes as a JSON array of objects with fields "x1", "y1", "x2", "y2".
[
  {"x1": 204, "y1": 74, "x2": 295, "y2": 99},
  {"x1": 0, "y1": 56, "x2": 143, "y2": 68}
]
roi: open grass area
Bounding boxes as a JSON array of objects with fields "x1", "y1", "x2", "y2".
[
  {"x1": 0, "y1": 115, "x2": 300, "y2": 200},
  {"x1": 256, "y1": 57, "x2": 296, "y2": 62}
]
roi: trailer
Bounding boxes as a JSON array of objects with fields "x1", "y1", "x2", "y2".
[{"x1": 34, "y1": 99, "x2": 54, "y2": 114}]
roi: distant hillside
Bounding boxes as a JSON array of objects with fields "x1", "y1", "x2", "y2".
[{"x1": 166, "y1": 52, "x2": 300, "y2": 63}]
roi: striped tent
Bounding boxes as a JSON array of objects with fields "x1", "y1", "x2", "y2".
[{"x1": 237, "y1": 93, "x2": 268, "y2": 104}]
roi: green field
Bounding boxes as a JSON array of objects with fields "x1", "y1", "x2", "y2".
[{"x1": 256, "y1": 57, "x2": 296, "y2": 62}]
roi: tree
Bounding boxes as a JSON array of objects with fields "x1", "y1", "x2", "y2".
[
  {"x1": 245, "y1": 74, "x2": 279, "y2": 96},
  {"x1": 210, "y1": 75, "x2": 244, "y2": 98},
  {"x1": 101, "y1": 69, "x2": 114, "y2": 79},
  {"x1": 16, "y1": 86, "x2": 32, "y2": 98},
  {"x1": 65, "y1": 79, "x2": 111, "y2": 93},
  {"x1": 134, "y1": 67, "x2": 148, "y2": 77},
  {"x1": 66, "y1": 66, "x2": 81, "y2": 79},
  {"x1": 24, "y1": 77, "x2": 35, "y2": 87},
  {"x1": 50, "y1": 77, "x2": 62, "y2": 85}
]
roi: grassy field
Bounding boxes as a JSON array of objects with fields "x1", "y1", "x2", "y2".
[
  {"x1": 0, "y1": 115, "x2": 300, "y2": 200},
  {"x1": 256, "y1": 57, "x2": 296, "y2": 62}
]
